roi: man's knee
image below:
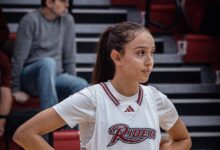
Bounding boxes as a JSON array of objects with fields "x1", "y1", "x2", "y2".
[
  {"x1": 39, "y1": 57, "x2": 56, "y2": 67},
  {"x1": 79, "y1": 78, "x2": 88, "y2": 88},
  {"x1": 38, "y1": 57, "x2": 56, "y2": 71},
  {"x1": 73, "y1": 77, "x2": 88, "y2": 91}
]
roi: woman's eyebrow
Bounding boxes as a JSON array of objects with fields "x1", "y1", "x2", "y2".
[
  {"x1": 134, "y1": 46, "x2": 148, "y2": 49},
  {"x1": 135, "y1": 46, "x2": 156, "y2": 50}
]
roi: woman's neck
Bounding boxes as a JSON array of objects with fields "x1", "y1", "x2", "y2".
[{"x1": 111, "y1": 76, "x2": 139, "y2": 97}]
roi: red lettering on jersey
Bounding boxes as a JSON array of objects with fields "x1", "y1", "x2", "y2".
[{"x1": 107, "y1": 124, "x2": 156, "y2": 147}]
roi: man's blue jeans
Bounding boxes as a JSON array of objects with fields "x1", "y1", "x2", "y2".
[{"x1": 20, "y1": 57, "x2": 88, "y2": 109}]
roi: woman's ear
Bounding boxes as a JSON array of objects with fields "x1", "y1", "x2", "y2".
[{"x1": 110, "y1": 49, "x2": 122, "y2": 65}]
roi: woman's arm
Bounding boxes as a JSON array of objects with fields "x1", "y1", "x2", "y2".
[
  {"x1": 13, "y1": 108, "x2": 66, "y2": 150},
  {"x1": 160, "y1": 118, "x2": 192, "y2": 150}
]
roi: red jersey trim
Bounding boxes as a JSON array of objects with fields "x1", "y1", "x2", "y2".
[{"x1": 100, "y1": 82, "x2": 143, "y2": 107}]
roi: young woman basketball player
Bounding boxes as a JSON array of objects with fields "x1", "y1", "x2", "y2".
[{"x1": 13, "y1": 22, "x2": 191, "y2": 150}]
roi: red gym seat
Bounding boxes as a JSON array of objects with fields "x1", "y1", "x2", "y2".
[
  {"x1": 184, "y1": 34, "x2": 220, "y2": 63},
  {"x1": 54, "y1": 130, "x2": 80, "y2": 150}
]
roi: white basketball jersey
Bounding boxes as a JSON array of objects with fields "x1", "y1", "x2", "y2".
[{"x1": 85, "y1": 82, "x2": 161, "y2": 150}]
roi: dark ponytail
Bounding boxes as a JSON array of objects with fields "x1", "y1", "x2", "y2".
[
  {"x1": 92, "y1": 27, "x2": 115, "y2": 84},
  {"x1": 92, "y1": 22, "x2": 147, "y2": 84}
]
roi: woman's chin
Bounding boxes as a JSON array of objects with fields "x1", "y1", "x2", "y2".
[{"x1": 139, "y1": 77, "x2": 149, "y2": 84}]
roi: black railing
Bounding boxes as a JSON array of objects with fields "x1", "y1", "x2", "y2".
[{"x1": 145, "y1": 0, "x2": 152, "y2": 27}]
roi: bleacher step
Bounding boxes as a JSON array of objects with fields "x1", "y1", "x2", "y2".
[
  {"x1": 0, "y1": 0, "x2": 40, "y2": 5},
  {"x1": 151, "y1": 84, "x2": 220, "y2": 94},
  {"x1": 171, "y1": 98, "x2": 220, "y2": 104},
  {"x1": 76, "y1": 37, "x2": 164, "y2": 53},
  {"x1": 0, "y1": 0, "x2": 110, "y2": 6},
  {"x1": 3, "y1": 8, "x2": 128, "y2": 24},
  {"x1": 76, "y1": 66, "x2": 202, "y2": 83},
  {"x1": 73, "y1": 0, "x2": 110, "y2": 6},
  {"x1": 72, "y1": 8, "x2": 127, "y2": 24},
  {"x1": 176, "y1": 102, "x2": 220, "y2": 116},
  {"x1": 75, "y1": 53, "x2": 183, "y2": 64}
]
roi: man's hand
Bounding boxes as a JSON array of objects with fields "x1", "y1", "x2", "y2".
[{"x1": 13, "y1": 91, "x2": 29, "y2": 103}]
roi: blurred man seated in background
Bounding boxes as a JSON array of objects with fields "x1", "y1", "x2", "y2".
[{"x1": 12, "y1": 0, "x2": 88, "y2": 109}]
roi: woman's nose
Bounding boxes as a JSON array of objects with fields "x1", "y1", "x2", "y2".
[{"x1": 145, "y1": 55, "x2": 154, "y2": 66}]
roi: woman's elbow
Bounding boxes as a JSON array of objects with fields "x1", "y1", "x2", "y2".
[{"x1": 13, "y1": 125, "x2": 30, "y2": 145}]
